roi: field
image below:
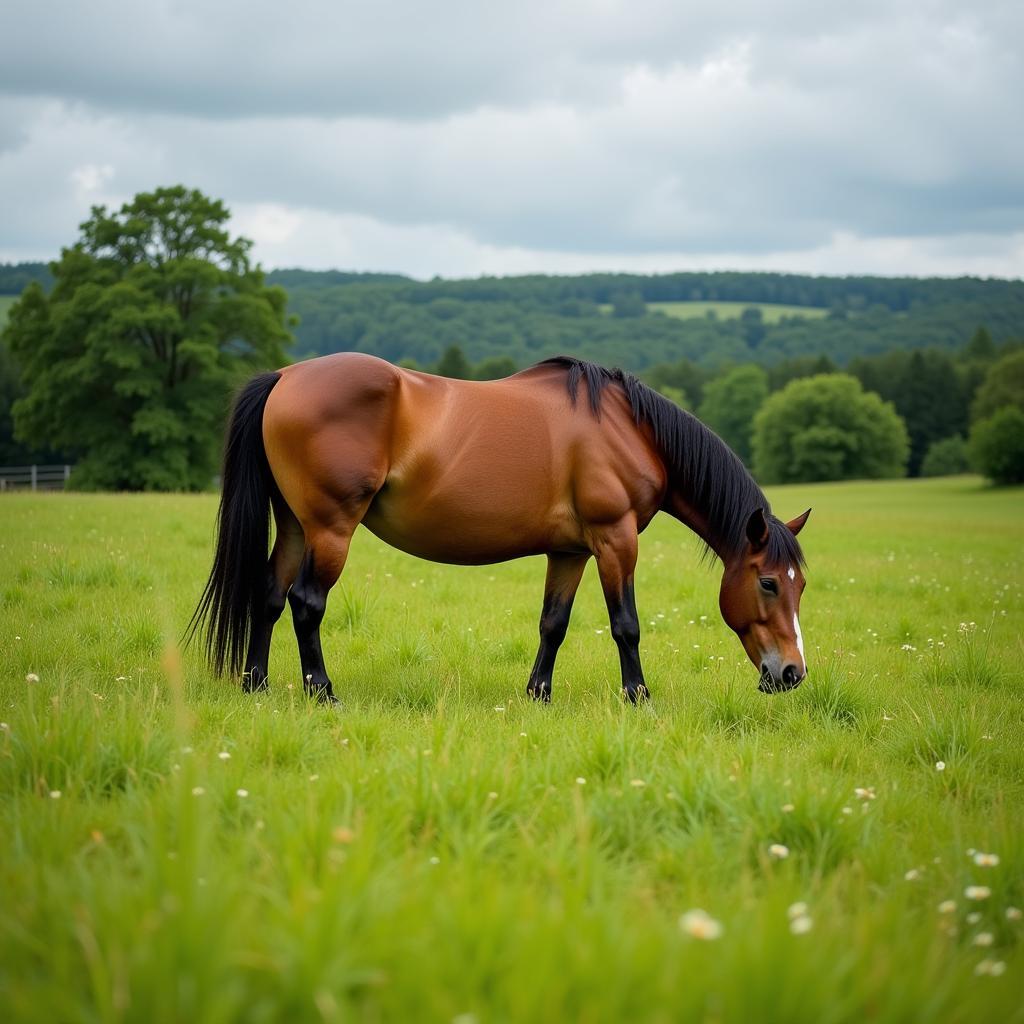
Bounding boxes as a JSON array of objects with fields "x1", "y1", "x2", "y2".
[
  {"x1": 599, "y1": 300, "x2": 829, "y2": 322},
  {"x1": 1, "y1": 477, "x2": 1022, "y2": 1021}
]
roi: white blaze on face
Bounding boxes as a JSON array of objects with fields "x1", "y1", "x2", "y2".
[
  {"x1": 787, "y1": 566, "x2": 796, "y2": 581},
  {"x1": 793, "y1": 612, "x2": 805, "y2": 666}
]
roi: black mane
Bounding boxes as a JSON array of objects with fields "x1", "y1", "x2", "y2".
[{"x1": 540, "y1": 356, "x2": 804, "y2": 568}]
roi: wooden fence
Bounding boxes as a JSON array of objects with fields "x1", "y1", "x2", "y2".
[{"x1": 0, "y1": 465, "x2": 73, "y2": 492}]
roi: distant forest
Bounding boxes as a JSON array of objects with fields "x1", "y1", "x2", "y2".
[
  {"x1": 3, "y1": 261, "x2": 1022, "y2": 372},
  {"x1": 269, "y1": 268, "x2": 1024, "y2": 371}
]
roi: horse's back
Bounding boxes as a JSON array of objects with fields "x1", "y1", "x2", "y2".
[{"x1": 262, "y1": 353, "x2": 664, "y2": 563}]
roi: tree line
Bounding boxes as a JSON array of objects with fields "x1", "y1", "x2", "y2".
[
  {"x1": 1, "y1": 187, "x2": 1022, "y2": 488},
  {"x1": 262, "y1": 267, "x2": 1024, "y2": 371}
]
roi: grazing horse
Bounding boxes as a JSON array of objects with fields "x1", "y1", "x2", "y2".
[{"x1": 190, "y1": 354, "x2": 810, "y2": 703}]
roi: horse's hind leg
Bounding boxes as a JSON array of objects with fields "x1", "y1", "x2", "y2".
[
  {"x1": 288, "y1": 525, "x2": 359, "y2": 703},
  {"x1": 242, "y1": 495, "x2": 305, "y2": 692},
  {"x1": 527, "y1": 553, "x2": 589, "y2": 702}
]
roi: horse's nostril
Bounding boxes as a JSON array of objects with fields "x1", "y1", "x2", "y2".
[{"x1": 782, "y1": 664, "x2": 801, "y2": 687}]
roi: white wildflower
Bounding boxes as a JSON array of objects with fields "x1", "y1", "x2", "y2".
[
  {"x1": 679, "y1": 909, "x2": 724, "y2": 941},
  {"x1": 965, "y1": 886, "x2": 991, "y2": 901},
  {"x1": 974, "y1": 959, "x2": 1006, "y2": 977},
  {"x1": 769, "y1": 844, "x2": 790, "y2": 860},
  {"x1": 789, "y1": 915, "x2": 813, "y2": 935}
]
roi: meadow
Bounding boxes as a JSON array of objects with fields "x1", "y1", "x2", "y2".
[
  {"x1": 1, "y1": 476, "x2": 1022, "y2": 1022},
  {"x1": 598, "y1": 300, "x2": 829, "y2": 322}
]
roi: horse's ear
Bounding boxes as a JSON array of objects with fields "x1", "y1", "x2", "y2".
[
  {"x1": 746, "y1": 507, "x2": 769, "y2": 550},
  {"x1": 785, "y1": 508, "x2": 811, "y2": 537}
]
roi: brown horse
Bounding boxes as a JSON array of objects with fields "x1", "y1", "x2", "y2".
[{"x1": 190, "y1": 354, "x2": 810, "y2": 704}]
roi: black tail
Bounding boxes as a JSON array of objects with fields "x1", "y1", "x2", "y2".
[{"x1": 186, "y1": 371, "x2": 282, "y2": 676}]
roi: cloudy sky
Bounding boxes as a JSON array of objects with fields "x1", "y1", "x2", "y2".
[{"x1": 2, "y1": 0, "x2": 1022, "y2": 279}]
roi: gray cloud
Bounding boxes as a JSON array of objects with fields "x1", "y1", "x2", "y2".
[{"x1": 1, "y1": 1, "x2": 1022, "y2": 276}]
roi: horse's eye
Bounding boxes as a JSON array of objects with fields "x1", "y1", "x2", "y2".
[{"x1": 759, "y1": 578, "x2": 778, "y2": 594}]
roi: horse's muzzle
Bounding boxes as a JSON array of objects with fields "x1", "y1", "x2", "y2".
[{"x1": 758, "y1": 663, "x2": 805, "y2": 694}]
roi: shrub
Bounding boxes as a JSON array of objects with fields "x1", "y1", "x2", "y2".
[
  {"x1": 969, "y1": 407, "x2": 1024, "y2": 484},
  {"x1": 920, "y1": 435, "x2": 969, "y2": 477},
  {"x1": 752, "y1": 374, "x2": 909, "y2": 483}
]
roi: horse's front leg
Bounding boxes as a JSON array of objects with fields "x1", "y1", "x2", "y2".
[
  {"x1": 593, "y1": 522, "x2": 649, "y2": 703},
  {"x1": 526, "y1": 552, "x2": 590, "y2": 702}
]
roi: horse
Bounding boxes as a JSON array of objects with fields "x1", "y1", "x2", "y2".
[{"x1": 189, "y1": 353, "x2": 810, "y2": 704}]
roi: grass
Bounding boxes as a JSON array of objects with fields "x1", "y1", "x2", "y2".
[
  {"x1": 598, "y1": 300, "x2": 829, "y2": 322},
  {"x1": 1, "y1": 476, "x2": 1022, "y2": 1022}
]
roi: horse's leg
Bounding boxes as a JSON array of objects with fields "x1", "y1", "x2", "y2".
[
  {"x1": 242, "y1": 496, "x2": 305, "y2": 693},
  {"x1": 288, "y1": 524, "x2": 359, "y2": 704},
  {"x1": 594, "y1": 522, "x2": 649, "y2": 704},
  {"x1": 526, "y1": 552, "x2": 590, "y2": 702}
]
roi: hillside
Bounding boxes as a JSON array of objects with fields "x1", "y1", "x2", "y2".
[
  {"x1": 264, "y1": 269, "x2": 1024, "y2": 370},
  {"x1": 3, "y1": 262, "x2": 1022, "y2": 370}
]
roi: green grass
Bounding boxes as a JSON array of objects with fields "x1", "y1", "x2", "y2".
[
  {"x1": 1, "y1": 477, "x2": 1022, "y2": 1022},
  {"x1": 599, "y1": 300, "x2": 829, "y2": 322}
]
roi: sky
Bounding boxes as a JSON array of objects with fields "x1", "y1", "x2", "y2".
[{"x1": 1, "y1": 0, "x2": 1022, "y2": 280}]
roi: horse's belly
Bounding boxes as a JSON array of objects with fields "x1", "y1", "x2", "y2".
[{"x1": 361, "y1": 482, "x2": 580, "y2": 565}]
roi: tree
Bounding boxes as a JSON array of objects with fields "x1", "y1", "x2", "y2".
[
  {"x1": 969, "y1": 408, "x2": 1024, "y2": 485},
  {"x1": 697, "y1": 364, "x2": 768, "y2": 465},
  {"x1": 971, "y1": 349, "x2": 1024, "y2": 422},
  {"x1": 434, "y1": 344, "x2": 471, "y2": 379},
  {"x1": 964, "y1": 325, "x2": 996, "y2": 361},
  {"x1": 920, "y1": 435, "x2": 969, "y2": 477},
  {"x1": 643, "y1": 358, "x2": 706, "y2": 408},
  {"x1": 473, "y1": 355, "x2": 517, "y2": 380},
  {"x1": 752, "y1": 374, "x2": 909, "y2": 483},
  {"x1": 850, "y1": 350, "x2": 967, "y2": 476},
  {"x1": 4, "y1": 187, "x2": 291, "y2": 490},
  {"x1": 610, "y1": 290, "x2": 646, "y2": 318},
  {"x1": 767, "y1": 354, "x2": 837, "y2": 392},
  {"x1": 739, "y1": 306, "x2": 765, "y2": 348}
]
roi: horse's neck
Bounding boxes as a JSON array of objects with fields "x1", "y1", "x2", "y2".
[{"x1": 663, "y1": 486, "x2": 725, "y2": 561}]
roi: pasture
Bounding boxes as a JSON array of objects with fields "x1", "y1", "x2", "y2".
[
  {"x1": 1, "y1": 476, "x2": 1022, "y2": 1022},
  {"x1": 598, "y1": 300, "x2": 829, "y2": 322}
]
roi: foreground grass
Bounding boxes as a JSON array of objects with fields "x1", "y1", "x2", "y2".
[{"x1": 1, "y1": 477, "x2": 1022, "y2": 1022}]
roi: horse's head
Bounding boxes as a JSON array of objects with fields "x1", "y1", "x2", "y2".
[{"x1": 719, "y1": 507, "x2": 811, "y2": 693}]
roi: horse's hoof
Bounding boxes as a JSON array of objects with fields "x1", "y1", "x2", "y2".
[
  {"x1": 526, "y1": 681, "x2": 551, "y2": 703},
  {"x1": 242, "y1": 672, "x2": 269, "y2": 694},
  {"x1": 622, "y1": 684, "x2": 650, "y2": 705}
]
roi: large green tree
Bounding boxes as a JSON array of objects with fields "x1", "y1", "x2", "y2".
[
  {"x1": 752, "y1": 374, "x2": 909, "y2": 483},
  {"x1": 696, "y1": 364, "x2": 768, "y2": 465},
  {"x1": 971, "y1": 349, "x2": 1024, "y2": 422},
  {"x1": 3, "y1": 187, "x2": 291, "y2": 490}
]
